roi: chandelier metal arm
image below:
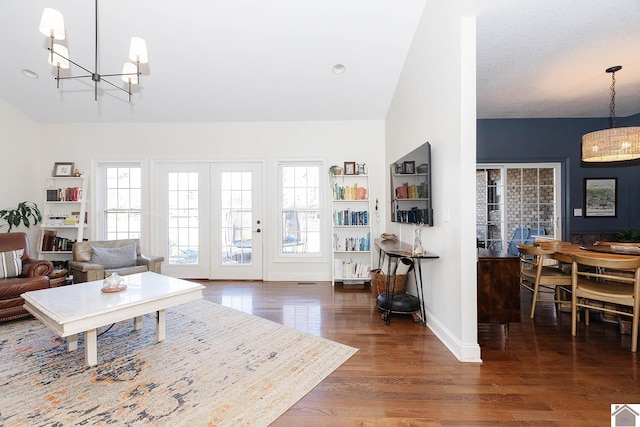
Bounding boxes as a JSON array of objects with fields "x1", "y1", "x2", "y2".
[{"x1": 47, "y1": 46, "x2": 93, "y2": 76}]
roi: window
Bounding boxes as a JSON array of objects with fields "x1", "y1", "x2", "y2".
[
  {"x1": 98, "y1": 164, "x2": 142, "y2": 240},
  {"x1": 280, "y1": 163, "x2": 321, "y2": 255}
]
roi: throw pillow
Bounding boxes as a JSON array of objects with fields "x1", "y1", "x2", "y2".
[
  {"x1": 0, "y1": 249, "x2": 24, "y2": 279},
  {"x1": 91, "y1": 244, "x2": 137, "y2": 269}
]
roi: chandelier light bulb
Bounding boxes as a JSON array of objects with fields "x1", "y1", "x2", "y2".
[
  {"x1": 121, "y1": 63, "x2": 139, "y2": 84},
  {"x1": 39, "y1": 8, "x2": 65, "y2": 40},
  {"x1": 48, "y1": 44, "x2": 70, "y2": 69}
]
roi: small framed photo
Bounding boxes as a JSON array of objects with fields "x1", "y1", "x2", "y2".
[
  {"x1": 356, "y1": 163, "x2": 367, "y2": 175},
  {"x1": 584, "y1": 178, "x2": 617, "y2": 218},
  {"x1": 53, "y1": 162, "x2": 74, "y2": 177},
  {"x1": 395, "y1": 163, "x2": 404, "y2": 174},
  {"x1": 403, "y1": 161, "x2": 415, "y2": 174},
  {"x1": 344, "y1": 162, "x2": 356, "y2": 175}
]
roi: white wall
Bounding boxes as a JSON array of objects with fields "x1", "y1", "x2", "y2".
[
  {"x1": 385, "y1": 3, "x2": 481, "y2": 361},
  {"x1": 0, "y1": 99, "x2": 44, "y2": 250},
  {"x1": 35, "y1": 120, "x2": 385, "y2": 281}
]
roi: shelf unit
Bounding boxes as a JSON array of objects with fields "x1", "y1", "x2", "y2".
[
  {"x1": 390, "y1": 170, "x2": 432, "y2": 225},
  {"x1": 38, "y1": 174, "x2": 89, "y2": 262},
  {"x1": 390, "y1": 142, "x2": 433, "y2": 226},
  {"x1": 331, "y1": 174, "x2": 372, "y2": 285}
]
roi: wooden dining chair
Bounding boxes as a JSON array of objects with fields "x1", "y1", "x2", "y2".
[
  {"x1": 517, "y1": 244, "x2": 572, "y2": 319},
  {"x1": 571, "y1": 253, "x2": 640, "y2": 352}
]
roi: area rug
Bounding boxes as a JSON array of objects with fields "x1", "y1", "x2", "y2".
[{"x1": 0, "y1": 299, "x2": 357, "y2": 426}]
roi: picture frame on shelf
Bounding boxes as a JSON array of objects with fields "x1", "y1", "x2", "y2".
[
  {"x1": 395, "y1": 163, "x2": 404, "y2": 174},
  {"x1": 344, "y1": 162, "x2": 356, "y2": 175},
  {"x1": 403, "y1": 161, "x2": 415, "y2": 174},
  {"x1": 584, "y1": 177, "x2": 617, "y2": 218},
  {"x1": 356, "y1": 163, "x2": 367, "y2": 175},
  {"x1": 53, "y1": 162, "x2": 74, "y2": 177}
]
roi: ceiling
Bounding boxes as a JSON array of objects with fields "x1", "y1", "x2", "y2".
[{"x1": 0, "y1": 0, "x2": 639, "y2": 124}]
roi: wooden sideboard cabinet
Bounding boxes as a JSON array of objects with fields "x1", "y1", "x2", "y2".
[{"x1": 477, "y1": 249, "x2": 520, "y2": 324}]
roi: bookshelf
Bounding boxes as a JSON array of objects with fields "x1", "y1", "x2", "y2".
[
  {"x1": 331, "y1": 173, "x2": 371, "y2": 286},
  {"x1": 38, "y1": 174, "x2": 88, "y2": 264}
]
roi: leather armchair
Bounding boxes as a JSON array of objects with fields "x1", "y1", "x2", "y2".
[
  {"x1": 69, "y1": 238, "x2": 164, "y2": 283},
  {"x1": 0, "y1": 232, "x2": 53, "y2": 322}
]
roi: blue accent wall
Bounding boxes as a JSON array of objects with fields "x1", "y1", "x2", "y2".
[{"x1": 477, "y1": 113, "x2": 640, "y2": 239}]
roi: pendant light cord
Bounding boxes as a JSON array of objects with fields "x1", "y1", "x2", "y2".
[
  {"x1": 609, "y1": 70, "x2": 617, "y2": 129},
  {"x1": 605, "y1": 65, "x2": 622, "y2": 129}
]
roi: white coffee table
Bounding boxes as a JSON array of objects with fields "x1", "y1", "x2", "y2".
[{"x1": 22, "y1": 271, "x2": 205, "y2": 366}]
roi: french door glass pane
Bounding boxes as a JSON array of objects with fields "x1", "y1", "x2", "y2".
[
  {"x1": 167, "y1": 172, "x2": 199, "y2": 265},
  {"x1": 477, "y1": 164, "x2": 560, "y2": 253},
  {"x1": 221, "y1": 172, "x2": 252, "y2": 265}
]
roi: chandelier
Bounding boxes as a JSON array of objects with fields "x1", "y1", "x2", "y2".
[
  {"x1": 582, "y1": 66, "x2": 640, "y2": 162},
  {"x1": 39, "y1": 0, "x2": 148, "y2": 102}
]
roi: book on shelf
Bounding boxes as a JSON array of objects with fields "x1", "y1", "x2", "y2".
[
  {"x1": 46, "y1": 187, "x2": 82, "y2": 202},
  {"x1": 333, "y1": 259, "x2": 370, "y2": 278},
  {"x1": 333, "y1": 209, "x2": 369, "y2": 226},
  {"x1": 40, "y1": 230, "x2": 75, "y2": 252},
  {"x1": 333, "y1": 183, "x2": 368, "y2": 201}
]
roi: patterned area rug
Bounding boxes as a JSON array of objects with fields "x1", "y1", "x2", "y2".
[{"x1": 0, "y1": 299, "x2": 357, "y2": 426}]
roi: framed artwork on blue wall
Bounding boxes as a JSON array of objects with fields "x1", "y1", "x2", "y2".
[{"x1": 584, "y1": 178, "x2": 617, "y2": 217}]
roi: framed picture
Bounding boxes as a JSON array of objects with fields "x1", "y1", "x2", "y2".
[
  {"x1": 395, "y1": 163, "x2": 404, "y2": 174},
  {"x1": 53, "y1": 162, "x2": 74, "y2": 177},
  {"x1": 344, "y1": 162, "x2": 356, "y2": 175},
  {"x1": 403, "y1": 161, "x2": 415, "y2": 174},
  {"x1": 356, "y1": 163, "x2": 366, "y2": 175},
  {"x1": 584, "y1": 178, "x2": 617, "y2": 217}
]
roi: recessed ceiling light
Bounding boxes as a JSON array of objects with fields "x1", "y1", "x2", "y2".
[
  {"x1": 332, "y1": 64, "x2": 346, "y2": 74},
  {"x1": 21, "y1": 69, "x2": 39, "y2": 79}
]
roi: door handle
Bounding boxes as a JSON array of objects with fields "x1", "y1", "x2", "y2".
[{"x1": 256, "y1": 228, "x2": 261, "y2": 233}]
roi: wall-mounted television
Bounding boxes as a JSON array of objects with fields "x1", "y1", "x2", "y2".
[{"x1": 390, "y1": 142, "x2": 433, "y2": 225}]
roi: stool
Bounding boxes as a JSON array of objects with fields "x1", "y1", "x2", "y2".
[
  {"x1": 49, "y1": 268, "x2": 68, "y2": 287},
  {"x1": 377, "y1": 293, "x2": 421, "y2": 322}
]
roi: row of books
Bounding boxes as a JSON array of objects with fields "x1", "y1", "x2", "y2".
[
  {"x1": 46, "y1": 187, "x2": 83, "y2": 202},
  {"x1": 43, "y1": 212, "x2": 86, "y2": 226},
  {"x1": 332, "y1": 233, "x2": 371, "y2": 251},
  {"x1": 333, "y1": 259, "x2": 371, "y2": 279},
  {"x1": 41, "y1": 231, "x2": 75, "y2": 252},
  {"x1": 395, "y1": 182, "x2": 428, "y2": 199},
  {"x1": 396, "y1": 208, "x2": 429, "y2": 224},
  {"x1": 333, "y1": 183, "x2": 368, "y2": 201},
  {"x1": 333, "y1": 209, "x2": 369, "y2": 226}
]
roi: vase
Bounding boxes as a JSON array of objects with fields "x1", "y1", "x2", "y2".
[{"x1": 413, "y1": 225, "x2": 423, "y2": 255}]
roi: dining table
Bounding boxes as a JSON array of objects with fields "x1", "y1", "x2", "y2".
[{"x1": 534, "y1": 241, "x2": 640, "y2": 263}]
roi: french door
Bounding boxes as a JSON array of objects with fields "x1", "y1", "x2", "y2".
[
  {"x1": 156, "y1": 162, "x2": 263, "y2": 280},
  {"x1": 476, "y1": 163, "x2": 562, "y2": 253}
]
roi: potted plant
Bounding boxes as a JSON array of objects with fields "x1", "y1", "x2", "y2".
[
  {"x1": 615, "y1": 229, "x2": 640, "y2": 242},
  {"x1": 0, "y1": 201, "x2": 43, "y2": 232},
  {"x1": 329, "y1": 165, "x2": 343, "y2": 177}
]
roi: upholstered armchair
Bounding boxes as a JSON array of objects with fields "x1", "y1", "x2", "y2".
[
  {"x1": 69, "y1": 238, "x2": 164, "y2": 283},
  {"x1": 0, "y1": 232, "x2": 53, "y2": 322}
]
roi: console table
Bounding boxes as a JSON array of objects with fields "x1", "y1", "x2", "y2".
[{"x1": 375, "y1": 239, "x2": 439, "y2": 325}]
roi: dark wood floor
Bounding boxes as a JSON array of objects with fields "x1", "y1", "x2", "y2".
[{"x1": 198, "y1": 280, "x2": 639, "y2": 426}]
